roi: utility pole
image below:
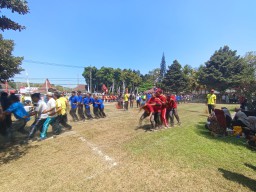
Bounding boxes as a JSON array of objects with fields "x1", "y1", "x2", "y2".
[{"x1": 90, "y1": 67, "x2": 92, "y2": 93}]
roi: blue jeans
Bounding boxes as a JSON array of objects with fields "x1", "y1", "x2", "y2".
[{"x1": 40, "y1": 116, "x2": 56, "y2": 139}]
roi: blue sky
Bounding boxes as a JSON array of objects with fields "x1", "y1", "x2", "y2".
[{"x1": 2, "y1": 0, "x2": 256, "y2": 87}]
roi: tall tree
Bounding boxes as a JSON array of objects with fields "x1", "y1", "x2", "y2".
[
  {"x1": 198, "y1": 46, "x2": 249, "y2": 92},
  {"x1": 0, "y1": 34, "x2": 24, "y2": 82},
  {"x1": 162, "y1": 60, "x2": 188, "y2": 94},
  {"x1": 183, "y1": 65, "x2": 199, "y2": 93},
  {"x1": 82, "y1": 66, "x2": 98, "y2": 91},
  {"x1": 159, "y1": 53, "x2": 166, "y2": 81},
  {"x1": 0, "y1": 0, "x2": 29, "y2": 31}
]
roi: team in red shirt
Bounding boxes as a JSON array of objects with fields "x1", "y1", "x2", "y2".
[{"x1": 139, "y1": 88, "x2": 181, "y2": 130}]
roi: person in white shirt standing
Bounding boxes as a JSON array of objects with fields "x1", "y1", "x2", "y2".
[
  {"x1": 40, "y1": 92, "x2": 61, "y2": 140},
  {"x1": 28, "y1": 93, "x2": 48, "y2": 139}
]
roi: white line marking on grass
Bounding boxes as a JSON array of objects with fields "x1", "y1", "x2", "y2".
[{"x1": 78, "y1": 136, "x2": 118, "y2": 168}]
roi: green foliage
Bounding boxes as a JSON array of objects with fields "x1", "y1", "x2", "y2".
[
  {"x1": 0, "y1": 0, "x2": 29, "y2": 31},
  {"x1": 198, "y1": 46, "x2": 251, "y2": 92},
  {"x1": 183, "y1": 65, "x2": 200, "y2": 93},
  {"x1": 159, "y1": 53, "x2": 166, "y2": 81},
  {"x1": 162, "y1": 60, "x2": 188, "y2": 94},
  {"x1": 0, "y1": 34, "x2": 23, "y2": 82},
  {"x1": 82, "y1": 66, "x2": 142, "y2": 93}
]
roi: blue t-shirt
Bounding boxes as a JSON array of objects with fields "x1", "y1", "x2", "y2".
[
  {"x1": 69, "y1": 96, "x2": 78, "y2": 109},
  {"x1": 147, "y1": 93, "x2": 152, "y2": 101},
  {"x1": 97, "y1": 99, "x2": 104, "y2": 109},
  {"x1": 77, "y1": 95, "x2": 83, "y2": 103},
  {"x1": 92, "y1": 98, "x2": 99, "y2": 108},
  {"x1": 6, "y1": 102, "x2": 30, "y2": 121},
  {"x1": 83, "y1": 97, "x2": 90, "y2": 109},
  {"x1": 89, "y1": 97, "x2": 95, "y2": 106}
]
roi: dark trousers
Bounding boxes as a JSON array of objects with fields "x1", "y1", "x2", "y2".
[
  {"x1": 0, "y1": 115, "x2": 12, "y2": 136},
  {"x1": 130, "y1": 100, "x2": 134, "y2": 108},
  {"x1": 99, "y1": 108, "x2": 106, "y2": 117},
  {"x1": 56, "y1": 114, "x2": 72, "y2": 129},
  {"x1": 166, "y1": 109, "x2": 171, "y2": 124},
  {"x1": 51, "y1": 116, "x2": 62, "y2": 135},
  {"x1": 154, "y1": 112, "x2": 161, "y2": 127},
  {"x1": 169, "y1": 108, "x2": 180, "y2": 125},
  {"x1": 124, "y1": 101, "x2": 129, "y2": 110},
  {"x1": 93, "y1": 107, "x2": 100, "y2": 118},
  {"x1": 136, "y1": 100, "x2": 140, "y2": 108},
  {"x1": 208, "y1": 104, "x2": 215, "y2": 114},
  {"x1": 78, "y1": 105, "x2": 85, "y2": 120},
  {"x1": 8, "y1": 119, "x2": 27, "y2": 138},
  {"x1": 70, "y1": 108, "x2": 79, "y2": 121},
  {"x1": 85, "y1": 107, "x2": 93, "y2": 119},
  {"x1": 29, "y1": 118, "x2": 47, "y2": 138}
]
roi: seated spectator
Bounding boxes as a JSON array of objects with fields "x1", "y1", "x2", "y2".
[
  {"x1": 232, "y1": 107, "x2": 250, "y2": 128},
  {"x1": 232, "y1": 107, "x2": 256, "y2": 139},
  {"x1": 221, "y1": 107, "x2": 232, "y2": 128}
]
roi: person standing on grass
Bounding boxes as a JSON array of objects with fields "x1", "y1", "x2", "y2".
[
  {"x1": 96, "y1": 96, "x2": 106, "y2": 118},
  {"x1": 168, "y1": 94, "x2": 181, "y2": 127},
  {"x1": 4, "y1": 94, "x2": 30, "y2": 139},
  {"x1": 54, "y1": 92, "x2": 72, "y2": 130},
  {"x1": 93, "y1": 95, "x2": 101, "y2": 118},
  {"x1": 77, "y1": 91, "x2": 85, "y2": 121},
  {"x1": 124, "y1": 90, "x2": 129, "y2": 111},
  {"x1": 40, "y1": 92, "x2": 61, "y2": 140},
  {"x1": 206, "y1": 89, "x2": 217, "y2": 114},
  {"x1": 139, "y1": 103, "x2": 154, "y2": 129},
  {"x1": 84, "y1": 94, "x2": 93, "y2": 119},
  {"x1": 28, "y1": 93, "x2": 48, "y2": 139},
  {"x1": 69, "y1": 91, "x2": 79, "y2": 122},
  {"x1": 147, "y1": 93, "x2": 162, "y2": 130},
  {"x1": 129, "y1": 93, "x2": 135, "y2": 108},
  {"x1": 155, "y1": 89, "x2": 168, "y2": 128},
  {"x1": 136, "y1": 94, "x2": 141, "y2": 108},
  {"x1": 59, "y1": 93, "x2": 69, "y2": 123}
]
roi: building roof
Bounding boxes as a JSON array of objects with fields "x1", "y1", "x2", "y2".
[
  {"x1": 35, "y1": 79, "x2": 55, "y2": 94},
  {"x1": 73, "y1": 84, "x2": 86, "y2": 92}
]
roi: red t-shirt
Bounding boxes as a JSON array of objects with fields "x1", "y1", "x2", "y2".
[
  {"x1": 148, "y1": 97, "x2": 162, "y2": 112},
  {"x1": 157, "y1": 94, "x2": 167, "y2": 109},
  {"x1": 167, "y1": 95, "x2": 177, "y2": 109},
  {"x1": 142, "y1": 104, "x2": 154, "y2": 113}
]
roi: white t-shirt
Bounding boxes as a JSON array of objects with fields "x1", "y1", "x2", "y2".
[
  {"x1": 35, "y1": 100, "x2": 48, "y2": 119},
  {"x1": 47, "y1": 98, "x2": 56, "y2": 117}
]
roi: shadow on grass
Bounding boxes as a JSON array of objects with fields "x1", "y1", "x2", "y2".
[
  {"x1": 244, "y1": 163, "x2": 256, "y2": 172},
  {"x1": 218, "y1": 168, "x2": 256, "y2": 191},
  {"x1": 195, "y1": 121, "x2": 247, "y2": 148},
  {"x1": 0, "y1": 141, "x2": 38, "y2": 165},
  {"x1": 135, "y1": 124, "x2": 153, "y2": 132}
]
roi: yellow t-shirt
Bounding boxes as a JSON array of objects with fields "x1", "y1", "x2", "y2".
[
  {"x1": 124, "y1": 94, "x2": 129, "y2": 102},
  {"x1": 59, "y1": 97, "x2": 67, "y2": 111},
  {"x1": 56, "y1": 99, "x2": 63, "y2": 115},
  {"x1": 207, "y1": 94, "x2": 216, "y2": 105}
]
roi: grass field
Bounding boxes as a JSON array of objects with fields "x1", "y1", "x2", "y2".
[{"x1": 0, "y1": 103, "x2": 256, "y2": 191}]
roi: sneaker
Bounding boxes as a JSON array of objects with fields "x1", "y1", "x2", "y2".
[
  {"x1": 177, "y1": 122, "x2": 181, "y2": 126},
  {"x1": 38, "y1": 137, "x2": 47, "y2": 141}
]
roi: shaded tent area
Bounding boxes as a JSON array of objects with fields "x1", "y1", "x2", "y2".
[{"x1": 34, "y1": 79, "x2": 56, "y2": 94}]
